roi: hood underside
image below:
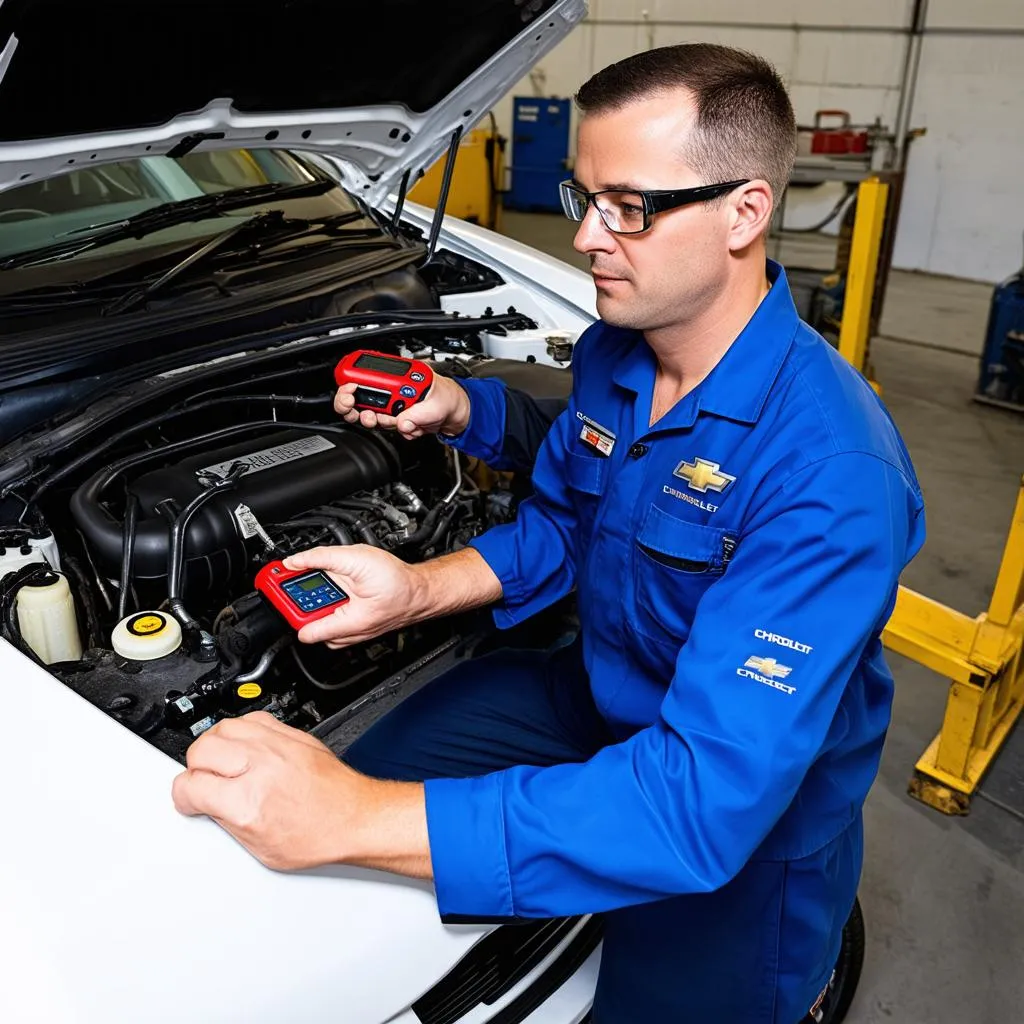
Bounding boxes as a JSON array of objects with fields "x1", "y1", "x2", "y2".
[{"x1": 0, "y1": 0, "x2": 586, "y2": 203}]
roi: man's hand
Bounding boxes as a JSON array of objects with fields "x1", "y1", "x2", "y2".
[
  {"x1": 284, "y1": 544, "x2": 425, "y2": 649},
  {"x1": 172, "y1": 712, "x2": 365, "y2": 870},
  {"x1": 285, "y1": 544, "x2": 503, "y2": 649},
  {"x1": 334, "y1": 373, "x2": 471, "y2": 439},
  {"x1": 172, "y1": 712, "x2": 431, "y2": 877}
]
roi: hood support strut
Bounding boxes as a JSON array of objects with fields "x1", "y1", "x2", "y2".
[
  {"x1": 390, "y1": 169, "x2": 412, "y2": 234},
  {"x1": 421, "y1": 126, "x2": 463, "y2": 265}
]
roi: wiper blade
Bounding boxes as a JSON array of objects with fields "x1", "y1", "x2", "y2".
[
  {"x1": 0, "y1": 179, "x2": 336, "y2": 271},
  {"x1": 100, "y1": 210, "x2": 372, "y2": 317},
  {"x1": 100, "y1": 210, "x2": 277, "y2": 316}
]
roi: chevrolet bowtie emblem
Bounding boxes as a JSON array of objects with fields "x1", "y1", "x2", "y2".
[
  {"x1": 673, "y1": 457, "x2": 736, "y2": 494},
  {"x1": 744, "y1": 656, "x2": 792, "y2": 680}
]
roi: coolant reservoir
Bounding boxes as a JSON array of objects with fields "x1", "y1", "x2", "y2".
[
  {"x1": 15, "y1": 572, "x2": 83, "y2": 664},
  {"x1": 111, "y1": 611, "x2": 182, "y2": 661}
]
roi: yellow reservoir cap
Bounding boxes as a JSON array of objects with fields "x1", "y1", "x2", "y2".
[{"x1": 111, "y1": 611, "x2": 182, "y2": 661}]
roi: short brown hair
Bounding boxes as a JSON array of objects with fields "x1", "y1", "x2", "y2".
[{"x1": 575, "y1": 44, "x2": 797, "y2": 208}]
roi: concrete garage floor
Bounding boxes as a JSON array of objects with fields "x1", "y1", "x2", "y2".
[{"x1": 497, "y1": 211, "x2": 1024, "y2": 1023}]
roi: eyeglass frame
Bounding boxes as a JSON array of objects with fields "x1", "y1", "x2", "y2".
[{"x1": 558, "y1": 178, "x2": 752, "y2": 235}]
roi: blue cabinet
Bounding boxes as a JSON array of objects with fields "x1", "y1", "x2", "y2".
[{"x1": 506, "y1": 97, "x2": 571, "y2": 213}]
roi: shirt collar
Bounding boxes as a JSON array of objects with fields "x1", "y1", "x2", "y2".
[{"x1": 611, "y1": 260, "x2": 800, "y2": 429}]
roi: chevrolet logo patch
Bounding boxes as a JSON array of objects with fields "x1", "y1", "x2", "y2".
[
  {"x1": 673, "y1": 457, "x2": 735, "y2": 494},
  {"x1": 744, "y1": 656, "x2": 792, "y2": 680}
]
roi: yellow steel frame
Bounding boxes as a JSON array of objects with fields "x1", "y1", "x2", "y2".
[
  {"x1": 838, "y1": 178, "x2": 1024, "y2": 813},
  {"x1": 884, "y1": 483, "x2": 1024, "y2": 814},
  {"x1": 838, "y1": 177, "x2": 889, "y2": 382}
]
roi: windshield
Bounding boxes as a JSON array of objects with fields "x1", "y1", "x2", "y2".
[{"x1": 0, "y1": 148, "x2": 350, "y2": 259}]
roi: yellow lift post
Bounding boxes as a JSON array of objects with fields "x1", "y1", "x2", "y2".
[
  {"x1": 885, "y1": 487, "x2": 1024, "y2": 814},
  {"x1": 837, "y1": 176, "x2": 889, "y2": 393},
  {"x1": 838, "y1": 177, "x2": 1024, "y2": 814}
]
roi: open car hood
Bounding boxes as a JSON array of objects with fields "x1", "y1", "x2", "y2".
[{"x1": 0, "y1": 0, "x2": 586, "y2": 204}]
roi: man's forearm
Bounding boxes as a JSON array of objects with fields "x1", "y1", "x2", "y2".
[
  {"x1": 342, "y1": 778, "x2": 433, "y2": 879},
  {"x1": 409, "y1": 546, "x2": 503, "y2": 622}
]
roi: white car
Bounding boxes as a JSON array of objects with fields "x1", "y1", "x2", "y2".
[{"x1": 0, "y1": 2, "x2": 863, "y2": 1021}]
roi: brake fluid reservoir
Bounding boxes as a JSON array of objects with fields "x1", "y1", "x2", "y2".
[
  {"x1": 111, "y1": 611, "x2": 182, "y2": 661},
  {"x1": 15, "y1": 572, "x2": 83, "y2": 664}
]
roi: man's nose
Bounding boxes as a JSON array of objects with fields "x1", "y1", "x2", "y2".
[{"x1": 572, "y1": 203, "x2": 617, "y2": 256}]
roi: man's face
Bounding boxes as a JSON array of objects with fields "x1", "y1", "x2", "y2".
[{"x1": 572, "y1": 89, "x2": 737, "y2": 332}]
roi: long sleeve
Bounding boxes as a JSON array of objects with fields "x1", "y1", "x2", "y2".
[
  {"x1": 425, "y1": 451, "x2": 924, "y2": 918},
  {"x1": 466, "y1": 402, "x2": 579, "y2": 627},
  {"x1": 440, "y1": 377, "x2": 564, "y2": 473}
]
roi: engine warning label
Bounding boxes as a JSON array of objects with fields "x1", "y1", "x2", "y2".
[{"x1": 198, "y1": 435, "x2": 335, "y2": 480}]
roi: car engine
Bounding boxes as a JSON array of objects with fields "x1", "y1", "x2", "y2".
[{"x1": 0, "y1": 326, "x2": 570, "y2": 762}]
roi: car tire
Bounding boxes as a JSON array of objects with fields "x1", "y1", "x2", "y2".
[{"x1": 823, "y1": 896, "x2": 866, "y2": 1024}]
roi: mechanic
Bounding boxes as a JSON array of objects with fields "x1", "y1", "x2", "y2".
[{"x1": 173, "y1": 44, "x2": 925, "y2": 1023}]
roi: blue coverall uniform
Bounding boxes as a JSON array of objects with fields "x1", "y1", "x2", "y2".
[{"x1": 346, "y1": 262, "x2": 926, "y2": 1022}]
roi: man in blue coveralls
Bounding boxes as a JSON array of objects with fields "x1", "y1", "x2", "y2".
[{"x1": 173, "y1": 45, "x2": 925, "y2": 1022}]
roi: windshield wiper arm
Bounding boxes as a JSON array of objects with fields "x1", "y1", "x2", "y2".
[
  {"x1": 99, "y1": 209, "x2": 374, "y2": 316},
  {"x1": 100, "y1": 210, "x2": 285, "y2": 316},
  {"x1": 0, "y1": 179, "x2": 336, "y2": 271}
]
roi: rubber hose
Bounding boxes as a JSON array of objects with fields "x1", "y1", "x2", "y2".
[
  {"x1": 118, "y1": 494, "x2": 139, "y2": 621},
  {"x1": 278, "y1": 517, "x2": 353, "y2": 545},
  {"x1": 421, "y1": 502, "x2": 460, "y2": 552}
]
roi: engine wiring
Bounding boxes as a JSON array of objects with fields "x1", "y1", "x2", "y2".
[
  {"x1": 162, "y1": 463, "x2": 249, "y2": 633},
  {"x1": 1, "y1": 343, "x2": 527, "y2": 763}
]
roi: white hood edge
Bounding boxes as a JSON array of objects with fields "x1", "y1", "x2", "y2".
[{"x1": 0, "y1": 0, "x2": 587, "y2": 202}]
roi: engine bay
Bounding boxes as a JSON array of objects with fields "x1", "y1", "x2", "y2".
[{"x1": 0, "y1": 316, "x2": 572, "y2": 762}]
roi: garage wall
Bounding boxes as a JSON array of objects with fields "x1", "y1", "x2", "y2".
[
  {"x1": 892, "y1": 0, "x2": 1024, "y2": 283},
  {"x1": 491, "y1": 0, "x2": 1024, "y2": 283}
]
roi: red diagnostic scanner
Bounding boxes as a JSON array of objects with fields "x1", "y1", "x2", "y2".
[
  {"x1": 334, "y1": 349, "x2": 433, "y2": 417},
  {"x1": 255, "y1": 560, "x2": 349, "y2": 631}
]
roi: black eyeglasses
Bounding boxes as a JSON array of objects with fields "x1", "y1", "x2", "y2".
[{"x1": 558, "y1": 179, "x2": 750, "y2": 235}]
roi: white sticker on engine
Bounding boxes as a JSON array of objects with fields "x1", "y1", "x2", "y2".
[
  {"x1": 198, "y1": 435, "x2": 335, "y2": 479},
  {"x1": 233, "y1": 503, "x2": 275, "y2": 549},
  {"x1": 233, "y1": 504, "x2": 261, "y2": 539}
]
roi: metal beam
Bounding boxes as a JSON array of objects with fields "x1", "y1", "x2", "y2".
[
  {"x1": 884, "y1": 480, "x2": 1024, "y2": 815},
  {"x1": 838, "y1": 177, "x2": 889, "y2": 377}
]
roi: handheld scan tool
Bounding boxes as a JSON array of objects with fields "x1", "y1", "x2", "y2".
[
  {"x1": 255, "y1": 560, "x2": 349, "y2": 630},
  {"x1": 334, "y1": 350, "x2": 433, "y2": 416}
]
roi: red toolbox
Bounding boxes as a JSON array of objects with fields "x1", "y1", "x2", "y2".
[{"x1": 806, "y1": 110, "x2": 869, "y2": 156}]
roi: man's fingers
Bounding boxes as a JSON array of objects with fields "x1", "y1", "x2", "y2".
[
  {"x1": 172, "y1": 768, "x2": 234, "y2": 818},
  {"x1": 282, "y1": 545, "x2": 333, "y2": 570},
  {"x1": 296, "y1": 602, "x2": 366, "y2": 646},
  {"x1": 334, "y1": 384, "x2": 358, "y2": 412},
  {"x1": 185, "y1": 732, "x2": 251, "y2": 777},
  {"x1": 283, "y1": 544, "x2": 369, "y2": 577},
  {"x1": 238, "y1": 710, "x2": 327, "y2": 750},
  {"x1": 336, "y1": 382, "x2": 426, "y2": 437}
]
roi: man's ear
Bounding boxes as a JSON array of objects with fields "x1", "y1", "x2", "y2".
[{"x1": 727, "y1": 180, "x2": 774, "y2": 251}]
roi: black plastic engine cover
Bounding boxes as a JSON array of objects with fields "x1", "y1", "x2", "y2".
[{"x1": 71, "y1": 427, "x2": 399, "y2": 582}]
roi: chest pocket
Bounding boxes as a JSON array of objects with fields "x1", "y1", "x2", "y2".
[
  {"x1": 566, "y1": 449, "x2": 609, "y2": 541},
  {"x1": 632, "y1": 503, "x2": 731, "y2": 649}
]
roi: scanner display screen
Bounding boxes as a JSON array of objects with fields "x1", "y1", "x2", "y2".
[{"x1": 353, "y1": 354, "x2": 412, "y2": 376}]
